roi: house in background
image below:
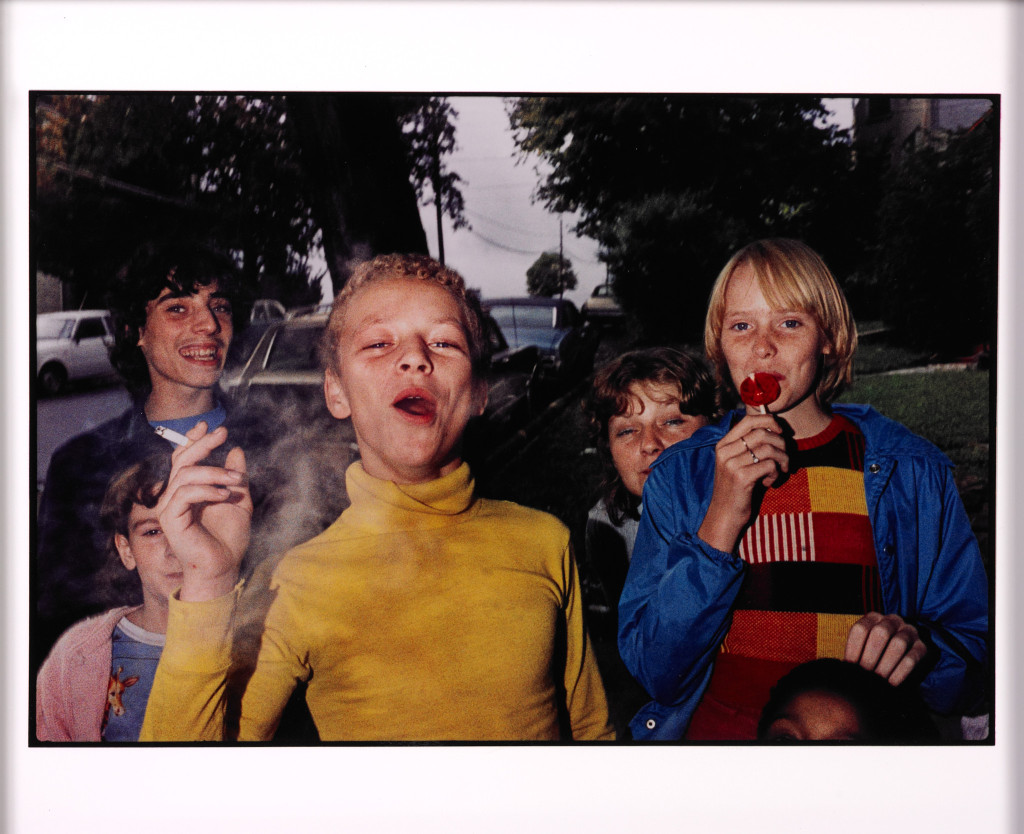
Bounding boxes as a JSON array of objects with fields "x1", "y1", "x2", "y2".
[
  {"x1": 36, "y1": 272, "x2": 66, "y2": 314},
  {"x1": 853, "y1": 97, "x2": 993, "y2": 160}
]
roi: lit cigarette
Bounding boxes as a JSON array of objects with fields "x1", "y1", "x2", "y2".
[{"x1": 154, "y1": 426, "x2": 190, "y2": 447}]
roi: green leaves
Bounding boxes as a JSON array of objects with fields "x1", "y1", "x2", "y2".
[
  {"x1": 526, "y1": 251, "x2": 577, "y2": 298},
  {"x1": 507, "y1": 95, "x2": 851, "y2": 342}
]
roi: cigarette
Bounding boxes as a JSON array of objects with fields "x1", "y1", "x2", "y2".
[{"x1": 154, "y1": 426, "x2": 190, "y2": 447}]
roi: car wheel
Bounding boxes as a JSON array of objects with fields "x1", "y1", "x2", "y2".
[{"x1": 38, "y1": 363, "x2": 68, "y2": 396}]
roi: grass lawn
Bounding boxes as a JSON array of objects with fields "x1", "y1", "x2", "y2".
[
  {"x1": 838, "y1": 369, "x2": 991, "y2": 480},
  {"x1": 838, "y1": 368, "x2": 992, "y2": 573},
  {"x1": 851, "y1": 341, "x2": 933, "y2": 375}
]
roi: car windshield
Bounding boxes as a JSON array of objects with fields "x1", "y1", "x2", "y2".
[
  {"x1": 37, "y1": 317, "x2": 74, "y2": 339},
  {"x1": 265, "y1": 326, "x2": 325, "y2": 372},
  {"x1": 490, "y1": 305, "x2": 557, "y2": 330}
]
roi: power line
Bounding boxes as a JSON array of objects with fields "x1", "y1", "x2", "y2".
[
  {"x1": 466, "y1": 227, "x2": 544, "y2": 255},
  {"x1": 462, "y1": 225, "x2": 602, "y2": 266}
]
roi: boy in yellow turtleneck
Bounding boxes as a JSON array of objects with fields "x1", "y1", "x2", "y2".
[{"x1": 140, "y1": 254, "x2": 613, "y2": 741}]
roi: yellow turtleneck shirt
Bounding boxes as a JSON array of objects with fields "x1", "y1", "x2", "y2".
[{"x1": 141, "y1": 462, "x2": 613, "y2": 741}]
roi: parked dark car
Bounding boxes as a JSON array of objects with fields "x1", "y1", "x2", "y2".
[
  {"x1": 226, "y1": 297, "x2": 289, "y2": 375},
  {"x1": 224, "y1": 310, "x2": 541, "y2": 457},
  {"x1": 483, "y1": 296, "x2": 600, "y2": 394}
]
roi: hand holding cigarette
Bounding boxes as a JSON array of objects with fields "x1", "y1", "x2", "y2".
[{"x1": 155, "y1": 421, "x2": 252, "y2": 602}]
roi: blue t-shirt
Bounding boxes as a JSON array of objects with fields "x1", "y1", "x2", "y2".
[
  {"x1": 149, "y1": 403, "x2": 227, "y2": 444},
  {"x1": 101, "y1": 619, "x2": 164, "y2": 742}
]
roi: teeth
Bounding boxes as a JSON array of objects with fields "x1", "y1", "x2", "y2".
[{"x1": 181, "y1": 347, "x2": 217, "y2": 359}]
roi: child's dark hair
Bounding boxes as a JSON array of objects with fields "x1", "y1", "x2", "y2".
[
  {"x1": 757, "y1": 658, "x2": 939, "y2": 743},
  {"x1": 107, "y1": 236, "x2": 248, "y2": 395},
  {"x1": 583, "y1": 347, "x2": 716, "y2": 525},
  {"x1": 96, "y1": 454, "x2": 172, "y2": 601}
]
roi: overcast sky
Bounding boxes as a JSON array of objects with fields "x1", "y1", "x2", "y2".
[
  {"x1": 414, "y1": 96, "x2": 602, "y2": 307},
  {"x1": 409, "y1": 95, "x2": 856, "y2": 309}
]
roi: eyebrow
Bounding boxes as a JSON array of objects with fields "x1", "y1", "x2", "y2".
[
  {"x1": 129, "y1": 515, "x2": 161, "y2": 532},
  {"x1": 724, "y1": 308, "x2": 809, "y2": 319}
]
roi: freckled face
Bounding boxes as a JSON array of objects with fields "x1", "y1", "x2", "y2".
[
  {"x1": 608, "y1": 381, "x2": 709, "y2": 498},
  {"x1": 137, "y1": 283, "x2": 233, "y2": 395},
  {"x1": 762, "y1": 691, "x2": 866, "y2": 742},
  {"x1": 720, "y1": 263, "x2": 831, "y2": 435},
  {"x1": 323, "y1": 278, "x2": 487, "y2": 484},
  {"x1": 114, "y1": 502, "x2": 184, "y2": 609}
]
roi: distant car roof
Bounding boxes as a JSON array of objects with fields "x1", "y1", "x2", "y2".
[
  {"x1": 280, "y1": 312, "x2": 331, "y2": 326},
  {"x1": 484, "y1": 297, "x2": 576, "y2": 308},
  {"x1": 37, "y1": 310, "x2": 110, "y2": 319}
]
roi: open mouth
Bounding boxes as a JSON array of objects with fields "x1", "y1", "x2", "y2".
[
  {"x1": 179, "y1": 344, "x2": 221, "y2": 363},
  {"x1": 393, "y1": 389, "x2": 437, "y2": 421}
]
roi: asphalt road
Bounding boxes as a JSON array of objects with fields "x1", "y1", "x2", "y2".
[{"x1": 35, "y1": 380, "x2": 132, "y2": 490}]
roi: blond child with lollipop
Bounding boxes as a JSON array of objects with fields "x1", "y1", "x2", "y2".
[{"x1": 618, "y1": 238, "x2": 988, "y2": 741}]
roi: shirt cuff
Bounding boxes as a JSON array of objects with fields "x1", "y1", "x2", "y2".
[{"x1": 162, "y1": 580, "x2": 245, "y2": 674}]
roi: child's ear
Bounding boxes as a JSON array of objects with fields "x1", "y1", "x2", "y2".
[
  {"x1": 114, "y1": 534, "x2": 137, "y2": 572},
  {"x1": 324, "y1": 368, "x2": 352, "y2": 420},
  {"x1": 473, "y1": 377, "x2": 488, "y2": 417}
]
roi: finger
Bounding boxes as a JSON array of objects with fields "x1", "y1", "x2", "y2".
[
  {"x1": 186, "y1": 420, "x2": 210, "y2": 440},
  {"x1": 224, "y1": 445, "x2": 247, "y2": 475},
  {"x1": 848, "y1": 613, "x2": 905, "y2": 672},
  {"x1": 723, "y1": 414, "x2": 783, "y2": 443},
  {"x1": 844, "y1": 612, "x2": 882, "y2": 663},
  {"x1": 161, "y1": 463, "x2": 245, "y2": 504},
  {"x1": 170, "y1": 424, "x2": 229, "y2": 469},
  {"x1": 161, "y1": 483, "x2": 240, "y2": 519},
  {"x1": 886, "y1": 641, "x2": 929, "y2": 686},
  {"x1": 872, "y1": 626, "x2": 919, "y2": 679},
  {"x1": 746, "y1": 427, "x2": 788, "y2": 453}
]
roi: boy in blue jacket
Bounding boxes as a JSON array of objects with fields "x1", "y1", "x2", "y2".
[{"x1": 618, "y1": 238, "x2": 988, "y2": 740}]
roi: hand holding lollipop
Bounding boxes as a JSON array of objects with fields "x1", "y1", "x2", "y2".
[
  {"x1": 739, "y1": 372, "x2": 781, "y2": 414},
  {"x1": 699, "y1": 374, "x2": 788, "y2": 553}
]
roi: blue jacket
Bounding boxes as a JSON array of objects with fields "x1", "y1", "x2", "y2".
[{"x1": 618, "y1": 404, "x2": 989, "y2": 740}]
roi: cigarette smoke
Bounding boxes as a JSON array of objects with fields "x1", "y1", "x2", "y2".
[{"x1": 227, "y1": 387, "x2": 357, "y2": 674}]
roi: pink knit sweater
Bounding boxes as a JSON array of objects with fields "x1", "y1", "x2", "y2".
[{"x1": 35, "y1": 606, "x2": 139, "y2": 742}]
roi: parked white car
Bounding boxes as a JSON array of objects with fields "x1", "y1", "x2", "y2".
[{"x1": 36, "y1": 310, "x2": 116, "y2": 395}]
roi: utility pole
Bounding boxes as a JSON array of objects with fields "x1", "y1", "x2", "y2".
[
  {"x1": 428, "y1": 100, "x2": 447, "y2": 265},
  {"x1": 432, "y1": 138, "x2": 445, "y2": 264},
  {"x1": 558, "y1": 217, "x2": 565, "y2": 299}
]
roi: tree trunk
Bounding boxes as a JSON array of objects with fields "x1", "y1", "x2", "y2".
[{"x1": 286, "y1": 94, "x2": 428, "y2": 297}]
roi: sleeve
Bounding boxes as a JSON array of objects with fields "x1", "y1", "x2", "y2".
[
  {"x1": 36, "y1": 440, "x2": 110, "y2": 642},
  {"x1": 139, "y1": 587, "x2": 241, "y2": 741},
  {"x1": 890, "y1": 460, "x2": 990, "y2": 715},
  {"x1": 560, "y1": 541, "x2": 615, "y2": 741},
  {"x1": 35, "y1": 654, "x2": 73, "y2": 742},
  {"x1": 617, "y1": 457, "x2": 746, "y2": 709},
  {"x1": 235, "y1": 576, "x2": 313, "y2": 742}
]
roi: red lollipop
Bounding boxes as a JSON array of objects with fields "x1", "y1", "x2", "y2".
[{"x1": 740, "y1": 372, "x2": 781, "y2": 413}]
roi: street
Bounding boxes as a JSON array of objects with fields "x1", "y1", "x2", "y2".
[{"x1": 35, "y1": 382, "x2": 131, "y2": 490}]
